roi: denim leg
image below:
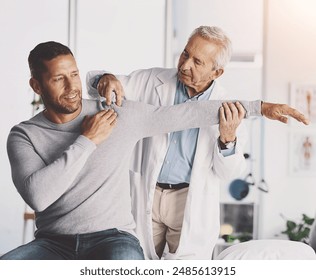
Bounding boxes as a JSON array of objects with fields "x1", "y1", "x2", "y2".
[
  {"x1": 0, "y1": 237, "x2": 73, "y2": 260},
  {"x1": 0, "y1": 229, "x2": 144, "y2": 260},
  {"x1": 82, "y1": 229, "x2": 144, "y2": 260}
]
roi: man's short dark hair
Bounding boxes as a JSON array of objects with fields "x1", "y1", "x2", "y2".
[{"x1": 28, "y1": 41, "x2": 73, "y2": 81}]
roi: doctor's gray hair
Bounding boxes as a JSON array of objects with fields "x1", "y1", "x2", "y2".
[{"x1": 189, "y1": 26, "x2": 232, "y2": 70}]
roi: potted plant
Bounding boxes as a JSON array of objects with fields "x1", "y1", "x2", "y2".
[{"x1": 281, "y1": 213, "x2": 315, "y2": 243}]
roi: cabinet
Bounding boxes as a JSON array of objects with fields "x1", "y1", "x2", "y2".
[
  {"x1": 220, "y1": 203, "x2": 257, "y2": 240},
  {"x1": 213, "y1": 202, "x2": 258, "y2": 258}
]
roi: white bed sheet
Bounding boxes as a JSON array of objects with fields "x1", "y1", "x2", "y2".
[{"x1": 215, "y1": 239, "x2": 316, "y2": 260}]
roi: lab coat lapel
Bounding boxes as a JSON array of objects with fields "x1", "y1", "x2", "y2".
[{"x1": 155, "y1": 70, "x2": 178, "y2": 106}]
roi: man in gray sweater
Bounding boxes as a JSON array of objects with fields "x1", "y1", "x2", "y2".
[{"x1": 1, "y1": 41, "x2": 308, "y2": 260}]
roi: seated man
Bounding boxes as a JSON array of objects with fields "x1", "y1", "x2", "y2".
[{"x1": 0, "y1": 41, "x2": 309, "y2": 260}]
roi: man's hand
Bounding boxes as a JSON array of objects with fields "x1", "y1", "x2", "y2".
[
  {"x1": 81, "y1": 109, "x2": 117, "y2": 145},
  {"x1": 97, "y1": 74, "x2": 125, "y2": 106},
  {"x1": 261, "y1": 102, "x2": 310, "y2": 125},
  {"x1": 219, "y1": 102, "x2": 246, "y2": 143}
]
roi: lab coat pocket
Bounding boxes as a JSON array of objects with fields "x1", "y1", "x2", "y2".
[
  {"x1": 129, "y1": 170, "x2": 142, "y2": 203},
  {"x1": 129, "y1": 170, "x2": 145, "y2": 222}
]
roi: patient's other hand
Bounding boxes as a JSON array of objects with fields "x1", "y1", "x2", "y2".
[
  {"x1": 81, "y1": 109, "x2": 117, "y2": 145},
  {"x1": 261, "y1": 102, "x2": 310, "y2": 125}
]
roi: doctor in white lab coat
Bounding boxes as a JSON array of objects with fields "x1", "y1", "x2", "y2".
[{"x1": 86, "y1": 26, "x2": 248, "y2": 259}]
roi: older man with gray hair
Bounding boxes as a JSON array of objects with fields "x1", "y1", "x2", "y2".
[{"x1": 87, "y1": 26, "x2": 308, "y2": 259}]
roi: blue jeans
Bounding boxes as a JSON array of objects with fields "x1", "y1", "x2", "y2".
[{"x1": 0, "y1": 228, "x2": 144, "y2": 260}]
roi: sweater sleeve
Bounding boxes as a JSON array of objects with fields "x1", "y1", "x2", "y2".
[
  {"x1": 7, "y1": 132, "x2": 96, "y2": 212},
  {"x1": 125, "y1": 99, "x2": 262, "y2": 139}
]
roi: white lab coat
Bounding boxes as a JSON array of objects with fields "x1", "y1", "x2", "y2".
[{"x1": 87, "y1": 68, "x2": 247, "y2": 259}]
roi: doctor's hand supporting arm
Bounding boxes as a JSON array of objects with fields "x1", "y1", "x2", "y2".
[{"x1": 218, "y1": 102, "x2": 246, "y2": 144}]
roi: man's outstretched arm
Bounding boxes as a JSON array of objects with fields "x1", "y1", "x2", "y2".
[
  {"x1": 127, "y1": 99, "x2": 309, "y2": 141},
  {"x1": 88, "y1": 71, "x2": 310, "y2": 125}
]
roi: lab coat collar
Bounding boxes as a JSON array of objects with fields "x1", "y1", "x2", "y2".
[{"x1": 155, "y1": 68, "x2": 178, "y2": 106}]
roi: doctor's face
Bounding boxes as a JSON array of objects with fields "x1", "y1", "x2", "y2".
[{"x1": 177, "y1": 34, "x2": 224, "y2": 96}]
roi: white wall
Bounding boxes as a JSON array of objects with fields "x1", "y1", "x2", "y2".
[
  {"x1": 75, "y1": 0, "x2": 166, "y2": 94},
  {"x1": 260, "y1": 0, "x2": 316, "y2": 239},
  {"x1": 173, "y1": 0, "x2": 263, "y2": 56}
]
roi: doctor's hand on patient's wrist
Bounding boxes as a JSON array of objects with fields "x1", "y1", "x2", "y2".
[
  {"x1": 97, "y1": 74, "x2": 125, "y2": 106},
  {"x1": 261, "y1": 102, "x2": 310, "y2": 125},
  {"x1": 218, "y1": 102, "x2": 244, "y2": 144}
]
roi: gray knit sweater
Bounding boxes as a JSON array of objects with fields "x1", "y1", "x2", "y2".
[{"x1": 7, "y1": 99, "x2": 261, "y2": 236}]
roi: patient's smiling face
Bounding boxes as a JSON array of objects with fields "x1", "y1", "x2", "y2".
[{"x1": 30, "y1": 54, "x2": 83, "y2": 124}]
